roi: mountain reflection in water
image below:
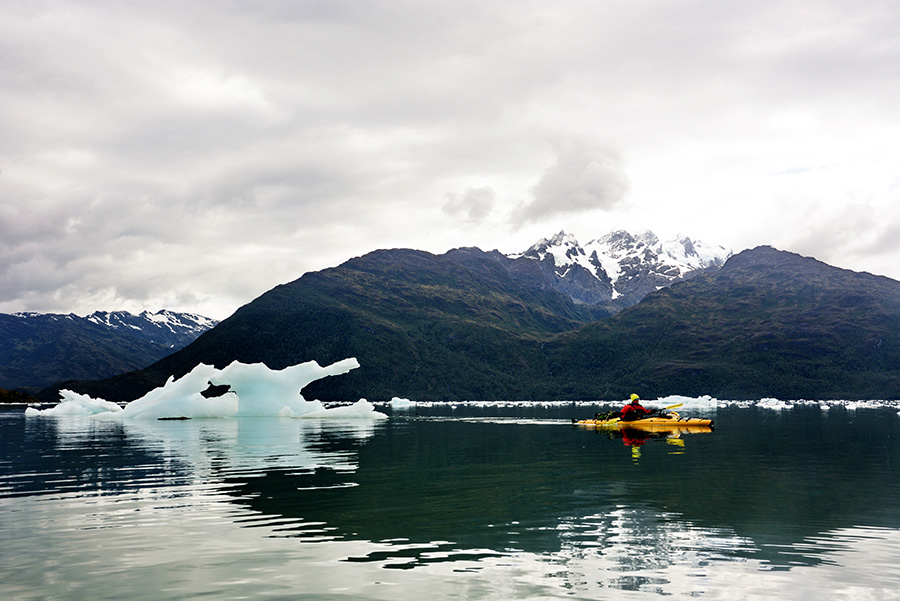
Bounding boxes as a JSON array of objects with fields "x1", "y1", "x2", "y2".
[
  {"x1": 220, "y1": 407, "x2": 897, "y2": 570},
  {"x1": 2, "y1": 402, "x2": 899, "y2": 600}
]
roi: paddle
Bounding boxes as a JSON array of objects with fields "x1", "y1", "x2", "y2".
[{"x1": 645, "y1": 403, "x2": 683, "y2": 418}]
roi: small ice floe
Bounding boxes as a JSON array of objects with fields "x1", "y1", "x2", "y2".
[
  {"x1": 389, "y1": 397, "x2": 415, "y2": 411},
  {"x1": 756, "y1": 398, "x2": 791, "y2": 411},
  {"x1": 24, "y1": 390, "x2": 122, "y2": 417},
  {"x1": 296, "y1": 399, "x2": 387, "y2": 419}
]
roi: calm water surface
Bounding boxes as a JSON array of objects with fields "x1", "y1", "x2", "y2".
[{"x1": 2, "y1": 402, "x2": 900, "y2": 600}]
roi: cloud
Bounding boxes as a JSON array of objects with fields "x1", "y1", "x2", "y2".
[
  {"x1": 777, "y1": 188, "x2": 900, "y2": 279},
  {"x1": 2, "y1": 0, "x2": 900, "y2": 318},
  {"x1": 443, "y1": 186, "x2": 496, "y2": 224},
  {"x1": 510, "y1": 138, "x2": 629, "y2": 228}
]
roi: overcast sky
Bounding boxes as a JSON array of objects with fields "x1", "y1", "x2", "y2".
[{"x1": 2, "y1": 0, "x2": 899, "y2": 320}]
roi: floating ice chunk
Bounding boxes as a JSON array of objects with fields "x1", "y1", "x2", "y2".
[
  {"x1": 26, "y1": 358, "x2": 363, "y2": 420},
  {"x1": 25, "y1": 390, "x2": 123, "y2": 416},
  {"x1": 111, "y1": 363, "x2": 237, "y2": 420},
  {"x1": 298, "y1": 399, "x2": 387, "y2": 419},
  {"x1": 653, "y1": 394, "x2": 720, "y2": 411},
  {"x1": 757, "y1": 398, "x2": 790, "y2": 411},
  {"x1": 389, "y1": 397, "x2": 415, "y2": 410},
  {"x1": 217, "y1": 358, "x2": 359, "y2": 417}
]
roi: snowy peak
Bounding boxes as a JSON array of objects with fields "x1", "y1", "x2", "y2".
[
  {"x1": 85, "y1": 310, "x2": 218, "y2": 338},
  {"x1": 11, "y1": 309, "x2": 218, "y2": 350},
  {"x1": 593, "y1": 229, "x2": 659, "y2": 253},
  {"x1": 508, "y1": 230, "x2": 731, "y2": 306},
  {"x1": 530, "y1": 230, "x2": 580, "y2": 253},
  {"x1": 585, "y1": 230, "x2": 730, "y2": 281},
  {"x1": 519, "y1": 230, "x2": 588, "y2": 276},
  {"x1": 141, "y1": 309, "x2": 218, "y2": 331},
  {"x1": 1, "y1": 309, "x2": 219, "y2": 391},
  {"x1": 662, "y1": 234, "x2": 731, "y2": 270}
]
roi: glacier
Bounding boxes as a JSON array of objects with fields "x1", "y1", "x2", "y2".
[{"x1": 26, "y1": 357, "x2": 387, "y2": 420}]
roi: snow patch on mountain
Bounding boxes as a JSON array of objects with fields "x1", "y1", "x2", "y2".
[
  {"x1": 509, "y1": 230, "x2": 731, "y2": 306},
  {"x1": 10, "y1": 309, "x2": 218, "y2": 350},
  {"x1": 141, "y1": 309, "x2": 218, "y2": 332},
  {"x1": 81, "y1": 310, "x2": 218, "y2": 340},
  {"x1": 587, "y1": 230, "x2": 731, "y2": 281}
]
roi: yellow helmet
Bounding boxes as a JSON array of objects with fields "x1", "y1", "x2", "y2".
[{"x1": 630, "y1": 393, "x2": 640, "y2": 401}]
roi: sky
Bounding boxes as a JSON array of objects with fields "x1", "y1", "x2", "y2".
[{"x1": 2, "y1": 0, "x2": 899, "y2": 320}]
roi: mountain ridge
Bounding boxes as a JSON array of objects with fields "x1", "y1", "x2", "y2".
[
  {"x1": 0, "y1": 310, "x2": 218, "y2": 392},
  {"x1": 43, "y1": 242, "x2": 900, "y2": 403},
  {"x1": 542, "y1": 245, "x2": 900, "y2": 399}
]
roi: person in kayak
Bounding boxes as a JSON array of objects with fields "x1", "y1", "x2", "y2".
[{"x1": 620, "y1": 393, "x2": 650, "y2": 421}]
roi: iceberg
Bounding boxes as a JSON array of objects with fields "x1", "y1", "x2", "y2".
[
  {"x1": 389, "y1": 397, "x2": 415, "y2": 411},
  {"x1": 26, "y1": 358, "x2": 386, "y2": 420},
  {"x1": 24, "y1": 389, "x2": 123, "y2": 416}
]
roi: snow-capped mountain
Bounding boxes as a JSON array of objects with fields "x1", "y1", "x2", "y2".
[
  {"x1": 509, "y1": 230, "x2": 731, "y2": 306},
  {"x1": 0, "y1": 310, "x2": 218, "y2": 392},
  {"x1": 84, "y1": 310, "x2": 218, "y2": 347}
]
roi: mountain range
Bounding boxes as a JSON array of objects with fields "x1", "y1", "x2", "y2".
[
  {"x1": 543, "y1": 246, "x2": 900, "y2": 400},
  {"x1": 40, "y1": 233, "x2": 900, "y2": 403},
  {"x1": 0, "y1": 310, "x2": 217, "y2": 393},
  {"x1": 2, "y1": 229, "x2": 721, "y2": 399}
]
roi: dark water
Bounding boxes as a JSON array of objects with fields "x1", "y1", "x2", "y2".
[{"x1": 2, "y1": 402, "x2": 900, "y2": 600}]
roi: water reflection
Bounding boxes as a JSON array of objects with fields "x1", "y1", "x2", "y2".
[
  {"x1": 213, "y1": 409, "x2": 900, "y2": 575},
  {"x1": 530, "y1": 522, "x2": 900, "y2": 599},
  {"x1": 3, "y1": 405, "x2": 900, "y2": 600},
  {"x1": 592, "y1": 424, "x2": 712, "y2": 462}
]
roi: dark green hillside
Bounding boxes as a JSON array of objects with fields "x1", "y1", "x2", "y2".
[
  {"x1": 49, "y1": 245, "x2": 900, "y2": 403},
  {"x1": 0, "y1": 315, "x2": 183, "y2": 393},
  {"x1": 544, "y1": 246, "x2": 900, "y2": 399},
  {"x1": 56, "y1": 248, "x2": 609, "y2": 403},
  {"x1": 0, "y1": 387, "x2": 38, "y2": 404},
  {"x1": 0, "y1": 311, "x2": 216, "y2": 394}
]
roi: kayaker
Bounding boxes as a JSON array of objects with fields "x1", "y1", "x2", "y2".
[{"x1": 620, "y1": 393, "x2": 650, "y2": 421}]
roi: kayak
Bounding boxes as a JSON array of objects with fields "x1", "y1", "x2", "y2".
[{"x1": 573, "y1": 415, "x2": 713, "y2": 431}]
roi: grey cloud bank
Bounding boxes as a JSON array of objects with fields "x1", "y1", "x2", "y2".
[
  {"x1": 513, "y1": 138, "x2": 629, "y2": 228},
  {"x1": 2, "y1": 0, "x2": 899, "y2": 319}
]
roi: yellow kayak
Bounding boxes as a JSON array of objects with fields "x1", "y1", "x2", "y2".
[{"x1": 573, "y1": 414, "x2": 714, "y2": 431}]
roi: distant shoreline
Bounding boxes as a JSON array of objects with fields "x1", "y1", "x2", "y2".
[{"x1": 0, "y1": 388, "x2": 40, "y2": 405}]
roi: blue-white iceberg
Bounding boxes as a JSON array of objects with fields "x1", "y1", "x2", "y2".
[{"x1": 26, "y1": 358, "x2": 386, "y2": 420}]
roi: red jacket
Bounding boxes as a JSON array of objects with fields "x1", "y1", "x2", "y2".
[{"x1": 620, "y1": 402, "x2": 649, "y2": 421}]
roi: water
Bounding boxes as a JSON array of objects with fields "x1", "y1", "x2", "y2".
[{"x1": 2, "y1": 402, "x2": 900, "y2": 600}]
